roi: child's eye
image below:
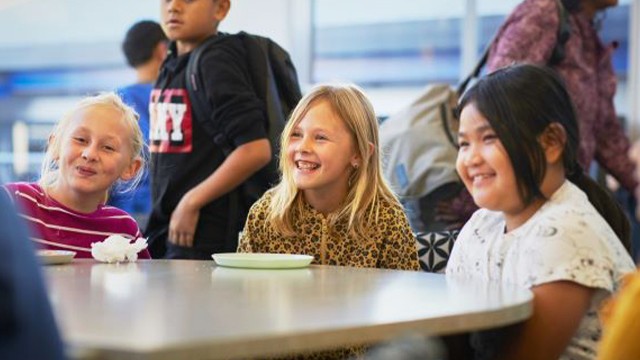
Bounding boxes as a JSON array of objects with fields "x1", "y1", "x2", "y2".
[
  {"x1": 291, "y1": 130, "x2": 302, "y2": 138},
  {"x1": 457, "y1": 140, "x2": 469, "y2": 148},
  {"x1": 482, "y1": 134, "x2": 498, "y2": 143},
  {"x1": 103, "y1": 145, "x2": 116, "y2": 152},
  {"x1": 73, "y1": 137, "x2": 87, "y2": 144},
  {"x1": 315, "y1": 134, "x2": 328, "y2": 141}
]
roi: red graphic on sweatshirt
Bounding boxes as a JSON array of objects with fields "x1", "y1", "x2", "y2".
[{"x1": 149, "y1": 88, "x2": 193, "y2": 153}]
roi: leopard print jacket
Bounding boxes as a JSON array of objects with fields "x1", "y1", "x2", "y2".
[
  {"x1": 238, "y1": 190, "x2": 419, "y2": 271},
  {"x1": 237, "y1": 190, "x2": 419, "y2": 359}
]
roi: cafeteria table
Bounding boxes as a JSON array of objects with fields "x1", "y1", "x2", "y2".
[{"x1": 44, "y1": 259, "x2": 532, "y2": 359}]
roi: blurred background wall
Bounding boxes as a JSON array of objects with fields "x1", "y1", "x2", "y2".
[{"x1": 0, "y1": 0, "x2": 637, "y2": 183}]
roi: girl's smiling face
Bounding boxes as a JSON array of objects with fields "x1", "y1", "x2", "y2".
[
  {"x1": 286, "y1": 100, "x2": 360, "y2": 205},
  {"x1": 455, "y1": 103, "x2": 523, "y2": 214},
  {"x1": 53, "y1": 105, "x2": 140, "y2": 210}
]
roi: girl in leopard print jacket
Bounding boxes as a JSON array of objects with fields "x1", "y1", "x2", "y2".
[{"x1": 238, "y1": 83, "x2": 419, "y2": 272}]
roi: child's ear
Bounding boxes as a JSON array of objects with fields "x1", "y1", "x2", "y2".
[
  {"x1": 367, "y1": 141, "x2": 375, "y2": 157},
  {"x1": 351, "y1": 142, "x2": 375, "y2": 168},
  {"x1": 48, "y1": 134, "x2": 59, "y2": 161},
  {"x1": 120, "y1": 157, "x2": 143, "y2": 181},
  {"x1": 214, "y1": 0, "x2": 231, "y2": 21},
  {"x1": 540, "y1": 123, "x2": 566, "y2": 164}
]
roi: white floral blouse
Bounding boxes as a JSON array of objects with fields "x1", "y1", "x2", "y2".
[{"x1": 447, "y1": 180, "x2": 635, "y2": 360}]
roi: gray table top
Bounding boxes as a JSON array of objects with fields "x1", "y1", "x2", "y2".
[{"x1": 44, "y1": 259, "x2": 532, "y2": 360}]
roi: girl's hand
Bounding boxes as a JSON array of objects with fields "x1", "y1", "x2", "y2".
[{"x1": 169, "y1": 193, "x2": 201, "y2": 247}]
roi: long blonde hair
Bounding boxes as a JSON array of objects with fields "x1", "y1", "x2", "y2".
[
  {"x1": 39, "y1": 92, "x2": 146, "y2": 194},
  {"x1": 268, "y1": 83, "x2": 400, "y2": 238}
]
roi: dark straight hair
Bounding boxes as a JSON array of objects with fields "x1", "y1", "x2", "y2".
[{"x1": 457, "y1": 64, "x2": 631, "y2": 252}]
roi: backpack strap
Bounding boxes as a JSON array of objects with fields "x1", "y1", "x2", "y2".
[
  {"x1": 456, "y1": 0, "x2": 571, "y2": 96},
  {"x1": 548, "y1": 0, "x2": 571, "y2": 66},
  {"x1": 262, "y1": 36, "x2": 303, "y2": 116},
  {"x1": 185, "y1": 34, "x2": 234, "y2": 157}
]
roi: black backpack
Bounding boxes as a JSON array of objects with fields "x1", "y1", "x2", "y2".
[{"x1": 185, "y1": 31, "x2": 302, "y2": 242}]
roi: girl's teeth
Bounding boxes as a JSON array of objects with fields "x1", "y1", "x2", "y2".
[{"x1": 297, "y1": 161, "x2": 318, "y2": 170}]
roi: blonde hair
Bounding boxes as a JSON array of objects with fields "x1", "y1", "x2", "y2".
[
  {"x1": 39, "y1": 92, "x2": 146, "y2": 194},
  {"x1": 268, "y1": 83, "x2": 400, "y2": 239}
]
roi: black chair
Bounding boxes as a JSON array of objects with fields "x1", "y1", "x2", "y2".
[{"x1": 415, "y1": 230, "x2": 460, "y2": 273}]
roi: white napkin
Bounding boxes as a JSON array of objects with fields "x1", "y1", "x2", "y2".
[{"x1": 91, "y1": 235, "x2": 148, "y2": 263}]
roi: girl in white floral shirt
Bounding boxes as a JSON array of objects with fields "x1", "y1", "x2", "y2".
[{"x1": 447, "y1": 64, "x2": 635, "y2": 360}]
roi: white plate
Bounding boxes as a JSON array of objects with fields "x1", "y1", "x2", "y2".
[
  {"x1": 37, "y1": 250, "x2": 77, "y2": 265},
  {"x1": 212, "y1": 253, "x2": 314, "y2": 269}
]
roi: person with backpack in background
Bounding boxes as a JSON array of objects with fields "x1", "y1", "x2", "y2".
[
  {"x1": 438, "y1": 0, "x2": 637, "y2": 232},
  {"x1": 146, "y1": 0, "x2": 272, "y2": 259},
  {"x1": 109, "y1": 20, "x2": 167, "y2": 224}
]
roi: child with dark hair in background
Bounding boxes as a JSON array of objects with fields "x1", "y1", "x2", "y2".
[
  {"x1": 109, "y1": 20, "x2": 167, "y2": 221},
  {"x1": 446, "y1": 64, "x2": 634, "y2": 359},
  {"x1": 146, "y1": 0, "x2": 272, "y2": 259}
]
